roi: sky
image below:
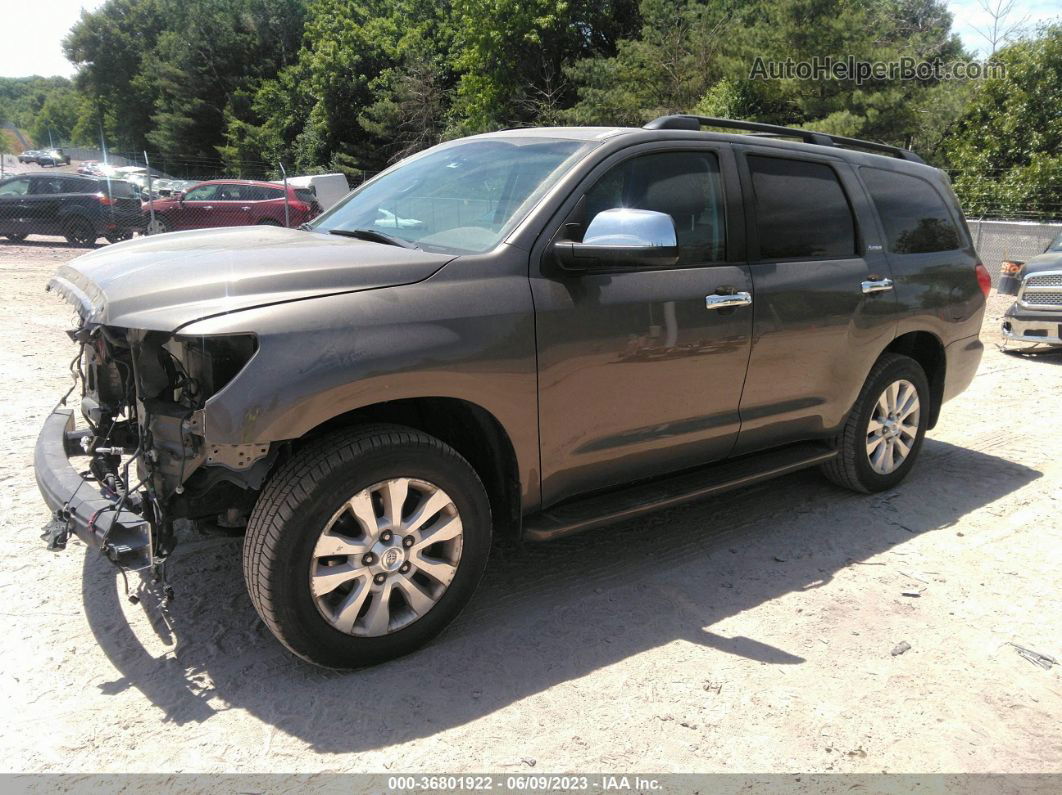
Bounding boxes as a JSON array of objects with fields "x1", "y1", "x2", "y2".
[{"x1": 0, "y1": 0, "x2": 1059, "y2": 80}]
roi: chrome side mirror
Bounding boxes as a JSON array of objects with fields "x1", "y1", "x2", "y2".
[{"x1": 553, "y1": 208, "x2": 679, "y2": 270}]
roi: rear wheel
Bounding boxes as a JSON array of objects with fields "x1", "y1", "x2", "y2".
[
  {"x1": 821, "y1": 353, "x2": 930, "y2": 493},
  {"x1": 63, "y1": 217, "x2": 97, "y2": 247},
  {"x1": 145, "y1": 216, "x2": 170, "y2": 235},
  {"x1": 243, "y1": 424, "x2": 492, "y2": 668},
  {"x1": 2, "y1": 233, "x2": 27, "y2": 243},
  {"x1": 105, "y1": 230, "x2": 133, "y2": 244}
]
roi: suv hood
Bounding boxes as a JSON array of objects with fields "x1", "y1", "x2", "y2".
[
  {"x1": 1021, "y1": 251, "x2": 1062, "y2": 275},
  {"x1": 48, "y1": 226, "x2": 455, "y2": 331}
]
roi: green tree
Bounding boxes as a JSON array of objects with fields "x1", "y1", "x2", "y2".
[{"x1": 945, "y1": 24, "x2": 1062, "y2": 218}]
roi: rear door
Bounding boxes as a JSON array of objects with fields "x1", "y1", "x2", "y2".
[
  {"x1": 532, "y1": 143, "x2": 753, "y2": 504},
  {"x1": 732, "y1": 148, "x2": 897, "y2": 454}
]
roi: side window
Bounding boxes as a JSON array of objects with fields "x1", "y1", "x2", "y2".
[
  {"x1": 861, "y1": 167, "x2": 961, "y2": 254},
  {"x1": 32, "y1": 178, "x2": 66, "y2": 195},
  {"x1": 748, "y1": 156, "x2": 856, "y2": 260},
  {"x1": 580, "y1": 151, "x2": 726, "y2": 264},
  {"x1": 216, "y1": 184, "x2": 246, "y2": 200},
  {"x1": 61, "y1": 178, "x2": 94, "y2": 194},
  {"x1": 184, "y1": 185, "x2": 219, "y2": 201},
  {"x1": 0, "y1": 178, "x2": 32, "y2": 196}
]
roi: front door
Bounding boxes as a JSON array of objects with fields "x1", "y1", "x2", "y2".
[
  {"x1": 174, "y1": 183, "x2": 221, "y2": 229},
  {"x1": 731, "y1": 148, "x2": 897, "y2": 454},
  {"x1": 0, "y1": 177, "x2": 33, "y2": 237},
  {"x1": 532, "y1": 146, "x2": 754, "y2": 505}
]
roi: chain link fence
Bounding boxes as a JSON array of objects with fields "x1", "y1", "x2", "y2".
[{"x1": 969, "y1": 220, "x2": 1062, "y2": 288}]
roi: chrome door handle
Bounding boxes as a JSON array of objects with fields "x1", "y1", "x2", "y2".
[
  {"x1": 862, "y1": 278, "x2": 894, "y2": 294},
  {"x1": 706, "y1": 291, "x2": 752, "y2": 309}
]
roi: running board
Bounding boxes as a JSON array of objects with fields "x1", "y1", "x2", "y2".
[{"x1": 524, "y1": 442, "x2": 837, "y2": 542}]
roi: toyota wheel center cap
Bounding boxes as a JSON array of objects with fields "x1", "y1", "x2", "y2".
[{"x1": 380, "y1": 547, "x2": 404, "y2": 571}]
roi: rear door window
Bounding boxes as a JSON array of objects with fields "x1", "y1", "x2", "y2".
[
  {"x1": 32, "y1": 178, "x2": 66, "y2": 195},
  {"x1": 748, "y1": 155, "x2": 856, "y2": 260},
  {"x1": 61, "y1": 178, "x2": 96, "y2": 194},
  {"x1": 861, "y1": 167, "x2": 962, "y2": 254}
]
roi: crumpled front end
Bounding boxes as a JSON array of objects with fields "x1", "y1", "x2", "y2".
[{"x1": 35, "y1": 315, "x2": 270, "y2": 571}]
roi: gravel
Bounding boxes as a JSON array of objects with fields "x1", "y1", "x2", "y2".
[{"x1": 0, "y1": 238, "x2": 1059, "y2": 774}]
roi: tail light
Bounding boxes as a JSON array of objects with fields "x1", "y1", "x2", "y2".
[
  {"x1": 975, "y1": 262, "x2": 992, "y2": 297},
  {"x1": 96, "y1": 192, "x2": 114, "y2": 206}
]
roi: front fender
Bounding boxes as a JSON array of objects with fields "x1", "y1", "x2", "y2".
[{"x1": 178, "y1": 256, "x2": 540, "y2": 506}]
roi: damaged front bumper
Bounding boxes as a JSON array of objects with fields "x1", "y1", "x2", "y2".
[{"x1": 34, "y1": 407, "x2": 152, "y2": 570}]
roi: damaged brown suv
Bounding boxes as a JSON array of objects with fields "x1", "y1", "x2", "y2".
[{"x1": 35, "y1": 116, "x2": 989, "y2": 668}]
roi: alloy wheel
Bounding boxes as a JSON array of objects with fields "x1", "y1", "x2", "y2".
[
  {"x1": 866, "y1": 378, "x2": 920, "y2": 475},
  {"x1": 309, "y1": 477, "x2": 464, "y2": 637}
]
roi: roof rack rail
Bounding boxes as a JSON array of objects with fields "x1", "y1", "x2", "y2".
[{"x1": 643, "y1": 114, "x2": 925, "y2": 164}]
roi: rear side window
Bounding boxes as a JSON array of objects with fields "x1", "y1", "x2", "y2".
[
  {"x1": 861, "y1": 167, "x2": 961, "y2": 254},
  {"x1": 104, "y1": 180, "x2": 140, "y2": 199},
  {"x1": 748, "y1": 156, "x2": 856, "y2": 260}
]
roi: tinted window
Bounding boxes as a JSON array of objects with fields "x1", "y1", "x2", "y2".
[
  {"x1": 184, "y1": 184, "x2": 219, "y2": 201},
  {"x1": 862, "y1": 167, "x2": 961, "y2": 254},
  {"x1": 0, "y1": 178, "x2": 31, "y2": 196},
  {"x1": 62, "y1": 178, "x2": 96, "y2": 194},
  {"x1": 1047, "y1": 232, "x2": 1062, "y2": 253},
  {"x1": 103, "y1": 180, "x2": 140, "y2": 199},
  {"x1": 31, "y1": 178, "x2": 66, "y2": 194},
  {"x1": 749, "y1": 156, "x2": 856, "y2": 260},
  {"x1": 581, "y1": 151, "x2": 726, "y2": 264}
]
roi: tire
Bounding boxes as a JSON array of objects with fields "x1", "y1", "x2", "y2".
[
  {"x1": 820, "y1": 353, "x2": 930, "y2": 493},
  {"x1": 256, "y1": 219, "x2": 282, "y2": 226},
  {"x1": 63, "y1": 217, "x2": 97, "y2": 247},
  {"x1": 145, "y1": 216, "x2": 170, "y2": 235},
  {"x1": 243, "y1": 423, "x2": 492, "y2": 668},
  {"x1": 105, "y1": 231, "x2": 132, "y2": 244},
  {"x1": 2, "y1": 233, "x2": 27, "y2": 243}
]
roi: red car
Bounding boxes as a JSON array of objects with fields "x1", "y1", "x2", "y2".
[{"x1": 143, "y1": 179, "x2": 321, "y2": 234}]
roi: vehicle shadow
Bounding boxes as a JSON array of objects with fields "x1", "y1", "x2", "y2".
[
  {"x1": 80, "y1": 438, "x2": 1039, "y2": 750},
  {"x1": 1002, "y1": 346, "x2": 1062, "y2": 364}
]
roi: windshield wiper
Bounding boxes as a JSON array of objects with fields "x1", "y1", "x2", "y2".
[{"x1": 328, "y1": 228, "x2": 418, "y2": 249}]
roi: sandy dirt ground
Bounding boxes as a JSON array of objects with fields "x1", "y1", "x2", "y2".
[{"x1": 0, "y1": 237, "x2": 1059, "y2": 774}]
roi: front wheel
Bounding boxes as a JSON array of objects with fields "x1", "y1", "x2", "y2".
[
  {"x1": 821, "y1": 353, "x2": 930, "y2": 493},
  {"x1": 243, "y1": 424, "x2": 492, "y2": 668}
]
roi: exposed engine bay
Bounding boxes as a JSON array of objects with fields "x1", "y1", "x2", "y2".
[{"x1": 57, "y1": 321, "x2": 271, "y2": 571}]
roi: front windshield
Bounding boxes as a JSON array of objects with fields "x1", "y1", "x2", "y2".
[
  {"x1": 1047, "y1": 232, "x2": 1062, "y2": 253},
  {"x1": 310, "y1": 137, "x2": 593, "y2": 253}
]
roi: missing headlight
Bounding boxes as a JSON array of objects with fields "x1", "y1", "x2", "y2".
[{"x1": 169, "y1": 334, "x2": 258, "y2": 406}]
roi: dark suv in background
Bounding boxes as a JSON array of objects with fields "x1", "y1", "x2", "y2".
[
  {"x1": 0, "y1": 174, "x2": 142, "y2": 245},
  {"x1": 35, "y1": 116, "x2": 988, "y2": 668}
]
